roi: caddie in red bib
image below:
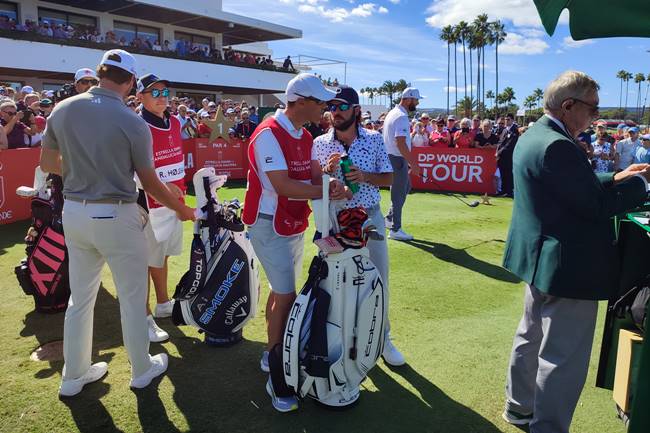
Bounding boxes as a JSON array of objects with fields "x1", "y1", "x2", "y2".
[
  {"x1": 137, "y1": 73, "x2": 186, "y2": 343},
  {"x1": 242, "y1": 73, "x2": 348, "y2": 412}
]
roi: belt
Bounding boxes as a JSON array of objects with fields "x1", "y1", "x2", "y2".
[
  {"x1": 258, "y1": 213, "x2": 274, "y2": 221},
  {"x1": 65, "y1": 196, "x2": 131, "y2": 204}
]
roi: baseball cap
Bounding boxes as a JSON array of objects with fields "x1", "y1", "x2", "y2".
[
  {"x1": 448, "y1": 115, "x2": 456, "y2": 121},
  {"x1": 286, "y1": 73, "x2": 337, "y2": 103},
  {"x1": 208, "y1": 101, "x2": 217, "y2": 107},
  {"x1": 401, "y1": 87, "x2": 423, "y2": 100},
  {"x1": 617, "y1": 123, "x2": 627, "y2": 130},
  {"x1": 43, "y1": 90, "x2": 54, "y2": 98},
  {"x1": 641, "y1": 134, "x2": 650, "y2": 140},
  {"x1": 39, "y1": 98, "x2": 53, "y2": 107},
  {"x1": 363, "y1": 119, "x2": 372, "y2": 126},
  {"x1": 74, "y1": 67, "x2": 97, "y2": 83},
  {"x1": 596, "y1": 121, "x2": 607, "y2": 127},
  {"x1": 99, "y1": 49, "x2": 138, "y2": 77},
  {"x1": 136, "y1": 73, "x2": 169, "y2": 93},
  {"x1": 331, "y1": 85, "x2": 359, "y2": 105},
  {"x1": 421, "y1": 113, "x2": 431, "y2": 119},
  {"x1": 361, "y1": 112, "x2": 371, "y2": 119},
  {"x1": 226, "y1": 108, "x2": 235, "y2": 114},
  {"x1": 200, "y1": 111, "x2": 210, "y2": 118},
  {"x1": 628, "y1": 126, "x2": 639, "y2": 133},
  {"x1": 21, "y1": 85, "x2": 34, "y2": 94},
  {"x1": 34, "y1": 116, "x2": 46, "y2": 129}
]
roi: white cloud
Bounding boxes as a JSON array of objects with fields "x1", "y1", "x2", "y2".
[
  {"x1": 388, "y1": 0, "x2": 400, "y2": 3},
  {"x1": 425, "y1": 0, "x2": 543, "y2": 28},
  {"x1": 444, "y1": 84, "x2": 477, "y2": 92},
  {"x1": 351, "y1": 3, "x2": 377, "y2": 17},
  {"x1": 295, "y1": 1, "x2": 383, "y2": 22},
  {"x1": 499, "y1": 32, "x2": 549, "y2": 55},
  {"x1": 562, "y1": 36, "x2": 594, "y2": 49},
  {"x1": 378, "y1": 6, "x2": 388, "y2": 13},
  {"x1": 414, "y1": 77, "x2": 443, "y2": 82}
]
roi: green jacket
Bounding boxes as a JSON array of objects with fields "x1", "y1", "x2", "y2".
[{"x1": 503, "y1": 115, "x2": 647, "y2": 300}]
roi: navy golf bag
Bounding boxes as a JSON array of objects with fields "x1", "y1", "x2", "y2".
[
  {"x1": 172, "y1": 168, "x2": 260, "y2": 346},
  {"x1": 14, "y1": 173, "x2": 70, "y2": 313}
]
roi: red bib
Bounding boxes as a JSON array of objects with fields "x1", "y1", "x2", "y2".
[
  {"x1": 242, "y1": 116, "x2": 312, "y2": 236},
  {"x1": 146, "y1": 115, "x2": 186, "y2": 209}
]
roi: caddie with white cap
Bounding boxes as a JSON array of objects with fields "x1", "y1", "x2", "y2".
[
  {"x1": 241, "y1": 73, "x2": 348, "y2": 412},
  {"x1": 74, "y1": 67, "x2": 98, "y2": 94},
  {"x1": 383, "y1": 86, "x2": 423, "y2": 243},
  {"x1": 40, "y1": 49, "x2": 195, "y2": 398}
]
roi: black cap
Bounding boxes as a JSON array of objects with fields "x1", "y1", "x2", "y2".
[
  {"x1": 332, "y1": 85, "x2": 359, "y2": 105},
  {"x1": 136, "y1": 73, "x2": 170, "y2": 93}
]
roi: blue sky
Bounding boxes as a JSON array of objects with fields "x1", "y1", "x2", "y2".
[{"x1": 224, "y1": 0, "x2": 650, "y2": 109}]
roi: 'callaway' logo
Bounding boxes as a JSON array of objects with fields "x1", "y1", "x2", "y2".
[{"x1": 199, "y1": 259, "x2": 245, "y2": 324}]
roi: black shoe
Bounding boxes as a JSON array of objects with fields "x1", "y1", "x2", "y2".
[{"x1": 502, "y1": 408, "x2": 533, "y2": 425}]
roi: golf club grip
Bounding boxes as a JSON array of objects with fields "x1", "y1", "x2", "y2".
[{"x1": 322, "y1": 174, "x2": 330, "y2": 236}]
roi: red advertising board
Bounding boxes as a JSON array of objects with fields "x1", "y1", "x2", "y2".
[
  {"x1": 410, "y1": 147, "x2": 498, "y2": 195},
  {"x1": 193, "y1": 137, "x2": 248, "y2": 180},
  {"x1": 0, "y1": 148, "x2": 41, "y2": 225}
]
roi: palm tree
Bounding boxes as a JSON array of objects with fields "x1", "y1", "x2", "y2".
[
  {"x1": 489, "y1": 20, "x2": 507, "y2": 116},
  {"x1": 468, "y1": 24, "x2": 480, "y2": 116},
  {"x1": 486, "y1": 90, "x2": 495, "y2": 109},
  {"x1": 451, "y1": 24, "x2": 461, "y2": 116},
  {"x1": 457, "y1": 21, "x2": 469, "y2": 104},
  {"x1": 455, "y1": 96, "x2": 476, "y2": 118},
  {"x1": 440, "y1": 25, "x2": 455, "y2": 115},
  {"x1": 498, "y1": 87, "x2": 516, "y2": 109},
  {"x1": 523, "y1": 95, "x2": 536, "y2": 119},
  {"x1": 616, "y1": 70, "x2": 627, "y2": 111},
  {"x1": 532, "y1": 88, "x2": 544, "y2": 109},
  {"x1": 624, "y1": 71, "x2": 633, "y2": 116},
  {"x1": 634, "y1": 73, "x2": 645, "y2": 119},
  {"x1": 473, "y1": 14, "x2": 490, "y2": 115},
  {"x1": 641, "y1": 73, "x2": 650, "y2": 120},
  {"x1": 382, "y1": 80, "x2": 398, "y2": 108}
]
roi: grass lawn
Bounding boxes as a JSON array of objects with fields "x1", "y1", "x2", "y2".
[{"x1": 0, "y1": 188, "x2": 624, "y2": 433}]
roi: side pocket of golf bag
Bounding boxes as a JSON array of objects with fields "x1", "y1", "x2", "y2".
[{"x1": 173, "y1": 233, "x2": 207, "y2": 300}]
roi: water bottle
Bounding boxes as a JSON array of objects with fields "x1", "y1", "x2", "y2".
[{"x1": 339, "y1": 153, "x2": 359, "y2": 194}]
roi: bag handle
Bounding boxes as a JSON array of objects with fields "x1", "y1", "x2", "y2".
[{"x1": 322, "y1": 174, "x2": 330, "y2": 237}]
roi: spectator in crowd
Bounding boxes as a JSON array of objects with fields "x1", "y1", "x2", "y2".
[
  {"x1": 37, "y1": 98, "x2": 53, "y2": 117},
  {"x1": 474, "y1": 119, "x2": 499, "y2": 148},
  {"x1": 363, "y1": 118, "x2": 373, "y2": 130},
  {"x1": 591, "y1": 120, "x2": 615, "y2": 144},
  {"x1": 453, "y1": 118, "x2": 475, "y2": 148},
  {"x1": 196, "y1": 98, "x2": 210, "y2": 117},
  {"x1": 225, "y1": 107, "x2": 236, "y2": 122},
  {"x1": 282, "y1": 55, "x2": 295, "y2": 72},
  {"x1": 249, "y1": 106, "x2": 259, "y2": 124},
  {"x1": 419, "y1": 112, "x2": 433, "y2": 134},
  {"x1": 372, "y1": 119, "x2": 383, "y2": 132},
  {"x1": 176, "y1": 104, "x2": 197, "y2": 139},
  {"x1": 471, "y1": 115, "x2": 481, "y2": 135},
  {"x1": 74, "y1": 68, "x2": 99, "y2": 94},
  {"x1": 633, "y1": 134, "x2": 650, "y2": 164},
  {"x1": 592, "y1": 132, "x2": 614, "y2": 173},
  {"x1": 615, "y1": 126, "x2": 640, "y2": 171},
  {"x1": 162, "y1": 40, "x2": 171, "y2": 52},
  {"x1": 384, "y1": 87, "x2": 422, "y2": 242},
  {"x1": 197, "y1": 112, "x2": 212, "y2": 138},
  {"x1": 446, "y1": 115, "x2": 458, "y2": 147},
  {"x1": 118, "y1": 36, "x2": 127, "y2": 46},
  {"x1": 0, "y1": 14, "x2": 12, "y2": 30},
  {"x1": 411, "y1": 121, "x2": 429, "y2": 147},
  {"x1": 28, "y1": 115, "x2": 46, "y2": 147},
  {"x1": 429, "y1": 116, "x2": 450, "y2": 148},
  {"x1": 1, "y1": 100, "x2": 33, "y2": 149},
  {"x1": 152, "y1": 40, "x2": 162, "y2": 51},
  {"x1": 576, "y1": 129, "x2": 594, "y2": 159},
  {"x1": 234, "y1": 109, "x2": 257, "y2": 139},
  {"x1": 496, "y1": 113, "x2": 519, "y2": 197},
  {"x1": 38, "y1": 21, "x2": 53, "y2": 37},
  {"x1": 126, "y1": 98, "x2": 138, "y2": 112},
  {"x1": 613, "y1": 123, "x2": 627, "y2": 141},
  {"x1": 0, "y1": 119, "x2": 7, "y2": 150}
]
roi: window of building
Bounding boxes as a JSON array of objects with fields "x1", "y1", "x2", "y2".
[
  {"x1": 114, "y1": 21, "x2": 160, "y2": 45},
  {"x1": 175, "y1": 32, "x2": 212, "y2": 52},
  {"x1": 43, "y1": 82, "x2": 66, "y2": 92},
  {"x1": 0, "y1": 1, "x2": 17, "y2": 21},
  {"x1": 38, "y1": 8, "x2": 97, "y2": 31},
  {"x1": 0, "y1": 80, "x2": 23, "y2": 92}
]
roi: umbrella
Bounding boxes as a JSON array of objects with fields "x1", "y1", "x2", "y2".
[{"x1": 533, "y1": 0, "x2": 650, "y2": 40}]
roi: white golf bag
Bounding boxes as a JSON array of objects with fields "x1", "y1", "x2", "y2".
[
  {"x1": 275, "y1": 175, "x2": 387, "y2": 407},
  {"x1": 172, "y1": 168, "x2": 260, "y2": 346}
]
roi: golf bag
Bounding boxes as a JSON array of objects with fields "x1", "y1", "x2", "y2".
[
  {"x1": 14, "y1": 172, "x2": 70, "y2": 313},
  {"x1": 172, "y1": 168, "x2": 260, "y2": 346},
  {"x1": 272, "y1": 175, "x2": 387, "y2": 407}
]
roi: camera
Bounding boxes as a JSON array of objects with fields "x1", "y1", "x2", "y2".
[{"x1": 53, "y1": 83, "x2": 77, "y2": 103}]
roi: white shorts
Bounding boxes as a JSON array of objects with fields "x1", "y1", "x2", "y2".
[{"x1": 144, "y1": 219, "x2": 183, "y2": 268}]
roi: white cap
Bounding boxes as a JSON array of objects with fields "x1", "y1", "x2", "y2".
[
  {"x1": 44, "y1": 90, "x2": 54, "y2": 97},
  {"x1": 285, "y1": 73, "x2": 337, "y2": 103},
  {"x1": 21, "y1": 85, "x2": 34, "y2": 94},
  {"x1": 74, "y1": 67, "x2": 97, "y2": 83},
  {"x1": 99, "y1": 49, "x2": 138, "y2": 77},
  {"x1": 200, "y1": 112, "x2": 210, "y2": 118},
  {"x1": 401, "y1": 87, "x2": 423, "y2": 100},
  {"x1": 226, "y1": 108, "x2": 235, "y2": 114}
]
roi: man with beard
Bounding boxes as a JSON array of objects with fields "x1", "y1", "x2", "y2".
[
  {"x1": 241, "y1": 73, "x2": 347, "y2": 412},
  {"x1": 383, "y1": 87, "x2": 422, "y2": 241},
  {"x1": 311, "y1": 85, "x2": 406, "y2": 366}
]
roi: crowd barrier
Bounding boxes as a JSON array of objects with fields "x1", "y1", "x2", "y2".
[
  {"x1": 0, "y1": 143, "x2": 498, "y2": 225},
  {"x1": 410, "y1": 147, "x2": 498, "y2": 195}
]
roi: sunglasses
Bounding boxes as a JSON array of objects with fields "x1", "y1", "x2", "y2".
[
  {"x1": 572, "y1": 98, "x2": 599, "y2": 116},
  {"x1": 327, "y1": 103, "x2": 352, "y2": 112},
  {"x1": 144, "y1": 88, "x2": 170, "y2": 98},
  {"x1": 78, "y1": 79, "x2": 98, "y2": 85},
  {"x1": 3, "y1": 110, "x2": 16, "y2": 116}
]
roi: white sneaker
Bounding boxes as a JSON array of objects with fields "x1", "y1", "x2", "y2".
[
  {"x1": 260, "y1": 351, "x2": 270, "y2": 373},
  {"x1": 130, "y1": 353, "x2": 168, "y2": 389},
  {"x1": 59, "y1": 362, "x2": 108, "y2": 397},
  {"x1": 154, "y1": 300, "x2": 174, "y2": 318},
  {"x1": 384, "y1": 216, "x2": 393, "y2": 230},
  {"x1": 148, "y1": 315, "x2": 169, "y2": 343},
  {"x1": 388, "y1": 229, "x2": 413, "y2": 241},
  {"x1": 382, "y1": 338, "x2": 406, "y2": 367}
]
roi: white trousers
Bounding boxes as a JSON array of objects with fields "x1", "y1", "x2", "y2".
[
  {"x1": 366, "y1": 205, "x2": 391, "y2": 335},
  {"x1": 62, "y1": 200, "x2": 152, "y2": 380}
]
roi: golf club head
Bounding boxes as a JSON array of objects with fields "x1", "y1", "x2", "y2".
[{"x1": 469, "y1": 201, "x2": 480, "y2": 208}]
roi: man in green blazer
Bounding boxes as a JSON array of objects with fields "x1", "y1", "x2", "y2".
[{"x1": 501, "y1": 71, "x2": 650, "y2": 433}]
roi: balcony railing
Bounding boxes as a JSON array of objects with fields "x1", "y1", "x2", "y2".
[{"x1": 0, "y1": 29, "x2": 297, "y2": 74}]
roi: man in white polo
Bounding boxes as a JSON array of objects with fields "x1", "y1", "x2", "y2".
[
  {"x1": 383, "y1": 87, "x2": 422, "y2": 241},
  {"x1": 40, "y1": 49, "x2": 195, "y2": 397},
  {"x1": 242, "y1": 73, "x2": 346, "y2": 412}
]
